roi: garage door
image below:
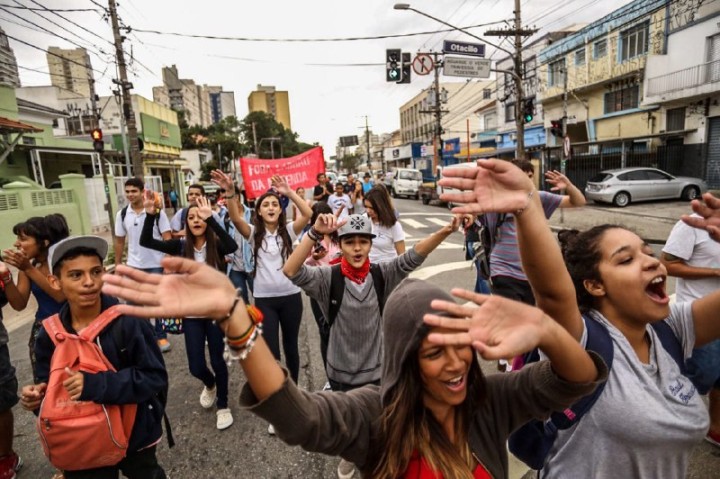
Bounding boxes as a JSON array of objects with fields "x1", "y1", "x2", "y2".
[{"x1": 706, "y1": 117, "x2": 720, "y2": 188}]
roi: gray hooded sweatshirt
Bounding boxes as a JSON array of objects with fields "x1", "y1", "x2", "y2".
[{"x1": 240, "y1": 278, "x2": 608, "y2": 478}]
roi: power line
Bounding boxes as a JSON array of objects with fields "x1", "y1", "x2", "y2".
[
  {"x1": 5, "y1": 33, "x2": 108, "y2": 76},
  {"x1": 0, "y1": 3, "x2": 100, "y2": 12},
  {"x1": 23, "y1": 0, "x2": 114, "y2": 47},
  {"x1": 130, "y1": 21, "x2": 508, "y2": 43}
]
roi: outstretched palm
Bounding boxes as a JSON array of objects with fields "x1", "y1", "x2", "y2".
[
  {"x1": 210, "y1": 169, "x2": 234, "y2": 192},
  {"x1": 271, "y1": 175, "x2": 290, "y2": 196},
  {"x1": 438, "y1": 160, "x2": 535, "y2": 214},
  {"x1": 545, "y1": 170, "x2": 569, "y2": 191}
]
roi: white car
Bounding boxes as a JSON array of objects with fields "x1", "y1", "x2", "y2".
[{"x1": 390, "y1": 168, "x2": 423, "y2": 199}]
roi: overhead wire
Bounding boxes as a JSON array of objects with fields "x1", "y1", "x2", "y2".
[
  {"x1": 5, "y1": 33, "x2": 108, "y2": 76},
  {"x1": 0, "y1": 3, "x2": 100, "y2": 12}
]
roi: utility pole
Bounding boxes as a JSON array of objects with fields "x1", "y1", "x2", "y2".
[
  {"x1": 486, "y1": 0, "x2": 536, "y2": 160},
  {"x1": 364, "y1": 116, "x2": 371, "y2": 170},
  {"x1": 89, "y1": 77, "x2": 115, "y2": 235},
  {"x1": 108, "y1": 0, "x2": 142, "y2": 180},
  {"x1": 559, "y1": 67, "x2": 569, "y2": 224},
  {"x1": 418, "y1": 52, "x2": 447, "y2": 173}
]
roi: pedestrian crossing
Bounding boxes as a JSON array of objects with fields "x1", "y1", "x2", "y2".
[{"x1": 399, "y1": 216, "x2": 453, "y2": 230}]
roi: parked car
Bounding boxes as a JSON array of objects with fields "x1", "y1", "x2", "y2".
[
  {"x1": 390, "y1": 168, "x2": 423, "y2": 199},
  {"x1": 418, "y1": 163, "x2": 477, "y2": 206},
  {"x1": 584, "y1": 167, "x2": 707, "y2": 207}
]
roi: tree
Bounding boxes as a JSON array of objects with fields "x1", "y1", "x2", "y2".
[
  {"x1": 338, "y1": 153, "x2": 363, "y2": 172},
  {"x1": 238, "y1": 111, "x2": 315, "y2": 159}
]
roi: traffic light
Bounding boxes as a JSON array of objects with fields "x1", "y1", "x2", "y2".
[
  {"x1": 550, "y1": 120, "x2": 563, "y2": 138},
  {"x1": 91, "y1": 128, "x2": 104, "y2": 153},
  {"x1": 398, "y1": 52, "x2": 411, "y2": 84},
  {"x1": 386, "y1": 49, "x2": 401, "y2": 82},
  {"x1": 522, "y1": 98, "x2": 534, "y2": 123}
]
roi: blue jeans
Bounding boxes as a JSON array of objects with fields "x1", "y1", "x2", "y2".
[
  {"x1": 139, "y1": 267, "x2": 167, "y2": 340},
  {"x1": 182, "y1": 319, "x2": 229, "y2": 409},
  {"x1": 228, "y1": 270, "x2": 253, "y2": 304},
  {"x1": 686, "y1": 339, "x2": 720, "y2": 394},
  {"x1": 474, "y1": 258, "x2": 491, "y2": 295}
]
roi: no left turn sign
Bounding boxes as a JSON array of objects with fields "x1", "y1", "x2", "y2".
[{"x1": 412, "y1": 54, "x2": 434, "y2": 76}]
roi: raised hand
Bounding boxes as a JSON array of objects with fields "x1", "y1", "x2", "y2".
[
  {"x1": 102, "y1": 257, "x2": 237, "y2": 320},
  {"x1": 2, "y1": 248, "x2": 31, "y2": 271},
  {"x1": 313, "y1": 213, "x2": 347, "y2": 236},
  {"x1": 211, "y1": 169, "x2": 234, "y2": 192},
  {"x1": 545, "y1": 170, "x2": 570, "y2": 192},
  {"x1": 196, "y1": 195, "x2": 213, "y2": 220},
  {"x1": 143, "y1": 190, "x2": 156, "y2": 214},
  {"x1": 682, "y1": 193, "x2": 720, "y2": 242},
  {"x1": 439, "y1": 159, "x2": 535, "y2": 215},
  {"x1": 423, "y1": 288, "x2": 547, "y2": 360},
  {"x1": 271, "y1": 175, "x2": 290, "y2": 196}
]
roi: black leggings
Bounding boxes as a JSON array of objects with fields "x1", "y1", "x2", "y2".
[{"x1": 255, "y1": 293, "x2": 303, "y2": 383}]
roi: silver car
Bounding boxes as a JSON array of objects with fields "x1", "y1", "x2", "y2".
[{"x1": 585, "y1": 167, "x2": 707, "y2": 207}]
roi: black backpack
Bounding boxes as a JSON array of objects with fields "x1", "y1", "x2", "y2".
[
  {"x1": 466, "y1": 213, "x2": 505, "y2": 280},
  {"x1": 327, "y1": 263, "x2": 385, "y2": 327},
  {"x1": 120, "y1": 205, "x2": 161, "y2": 232},
  {"x1": 508, "y1": 314, "x2": 686, "y2": 470}
]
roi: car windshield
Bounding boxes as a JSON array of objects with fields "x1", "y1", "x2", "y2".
[
  {"x1": 589, "y1": 173, "x2": 613, "y2": 183},
  {"x1": 399, "y1": 171, "x2": 422, "y2": 180}
]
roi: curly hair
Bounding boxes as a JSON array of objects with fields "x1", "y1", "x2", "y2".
[{"x1": 557, "y1": 224, "x2": 629, "y2": 311}]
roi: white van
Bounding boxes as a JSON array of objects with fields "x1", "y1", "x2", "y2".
[
  {"x1": 390, "y1": 168, "x2": 423, "y2": 199},
  {"x1": 437, "y1": 162, "x2": 478, "y2": 208}
]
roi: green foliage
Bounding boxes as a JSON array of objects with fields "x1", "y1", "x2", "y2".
[
  {"x1": 200, "y1": 159, "x2": 219, "y2": 182},
  {"x1": 338, "y1": 153, "x2": 363, "y2": 172}
]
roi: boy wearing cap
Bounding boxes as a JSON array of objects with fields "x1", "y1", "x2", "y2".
[
  {"x1": 20, "y1": 236, "x2": 168, "y2": 479},
  {"x1": 284, "y1": 213, "x2": 459, "y2": 392}
]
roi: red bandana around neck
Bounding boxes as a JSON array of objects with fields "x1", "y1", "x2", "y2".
[{"x1": 340, "y1": 256, "x2": 370, "y2": 284}]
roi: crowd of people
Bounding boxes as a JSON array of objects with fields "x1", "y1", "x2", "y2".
[{"x1": 0, "y1": 161, "x2": 719, "y2": 478}]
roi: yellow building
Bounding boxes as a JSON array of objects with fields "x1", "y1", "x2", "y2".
[
  {"x1": 538, "y1": 0, "x2": 669, "y2": 146},
  {"x1": 248, "y1": 84, "x2": 291, "y2": 130}
]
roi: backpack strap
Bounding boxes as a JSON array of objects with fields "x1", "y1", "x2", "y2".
[
  {"x1": 42, "y1": 314, "x2": 68, "y2": 346},
  {"x1": 650, "y1": 320, "x2": 687, "y2": 374},
  {"x1": 120, "y1": 205, "x2": 128, "y2": 224},
  {"x1": 327, "y1": 264, "x2": 344, "y2": 328},
  {"x1": 79, "y1": 305, "x2": 124, "y2": 342},
  {"x1": 370, "y1": 264, "x2": 386, "y2": 317}
]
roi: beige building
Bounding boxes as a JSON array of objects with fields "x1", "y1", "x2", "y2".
[
  {"x1": 0, "y1": 27, "x2": 20, "y2": 87},
  {"x1": 248, "y1": 84, "x2": 291, "y2": 130},
  {"x1": 46, "y1": 47, "x2": 93, "y2": 97},
  {"x1": 152, "y1": 65, "x2": 212, "y2": 127}
]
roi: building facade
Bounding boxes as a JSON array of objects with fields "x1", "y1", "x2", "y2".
[
  {"x1": 248, "y1": 84, "x2": 291, "y2": 130},
  {"x1": 0, "y1": 27, "x2": 20, "y2": 88},
  {"x1": 46, "y1": 47, "x2": 94, "y2": 98},
  {"x1": 153, "y1": 65, "x2": 212, "y2": 128}
]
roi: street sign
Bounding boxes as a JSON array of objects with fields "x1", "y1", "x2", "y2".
[
  {"x1": 412, "y1": 54, "x2": 434, "y2": 76},
  {"x1": 443, "y1": 56, "x2": 491, "y2": 78},
  {"x1": 566, "y1": 115, "x2": 577, "y2": 125},
  {"x1": 442, "y1": 40, "x2": 485, "y2": 57}
]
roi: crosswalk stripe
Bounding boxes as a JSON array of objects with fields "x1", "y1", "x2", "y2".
[
  {"x1": 426, "y1": 217, "x2": 449, "y2": 227},
  {"x1": 400, "y1": 218, "x2": 427, "y2": 229}
]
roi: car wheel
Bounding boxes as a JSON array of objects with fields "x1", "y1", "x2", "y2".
[
  {"x1": 681, "y1": 186, "x2": 700, "y2": 201},
  {"x1": 613, "y1": 192, "x2": 631, "y2": 207},
  {"x1": 421, "y1": 196, "x2": 430, "y2": 205}
]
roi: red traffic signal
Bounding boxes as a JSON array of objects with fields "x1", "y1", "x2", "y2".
[
  {"x1": 91, "y1": 128, "x2": 104, "y2": 153},
  {"x1": 550, "y1": 120, "x2": 563, "y2": 138}
]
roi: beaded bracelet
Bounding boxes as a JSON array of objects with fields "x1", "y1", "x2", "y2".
[
  {"x1": 514, "y1": 190, "x2": 535, "y2": 218},
  {"x1": 306, "y1": 227, "x2": 321, "y2": 242},
  {"x1": 215, "y1": 288, "x2": 245, "y2": 327}
]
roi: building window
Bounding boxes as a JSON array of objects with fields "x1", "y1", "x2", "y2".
[
  {"x1": 484, "y1": 112, "x2": 498, "y2": 130},
  {"x1": 575, "y1": 49, "x2": 586, "y2": 66},
  {"x1": 524, "y1": 58, "x2": 536, "y2": 79},
  {"x1": 483, "y1": 88, "x2": 491, "y2": 99},
  {"x1": 594, "y1": 39, "x2": 607, "y2": 59},
  {"x1": 666, "y1": 107, "x2": 686, "y2": 131},
  {"x1": 548, "y1": 59, "x2": 565, "y2": 87},
  {"x1": 505, "y1": 102, "x2": 515, "y2": 123},
  {"x1": 620, "y1": 22, "x2": 649, "y2": 62},
  {"x1": 604, "y1": 85, "x2": 640, "y2": 113}
]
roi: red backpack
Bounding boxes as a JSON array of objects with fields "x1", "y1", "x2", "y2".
[{"x1": 37, "y1": 306, "x2": 137, "y2": 471}]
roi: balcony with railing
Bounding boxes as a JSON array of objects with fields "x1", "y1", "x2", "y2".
[{"x1": 645, "y1": 58, "x2": 720, "y2": 104}]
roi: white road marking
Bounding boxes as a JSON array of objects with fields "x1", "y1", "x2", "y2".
[
  {"x1": 400, "y1": 218, "x2": 428, "y2": 229},
  {"x1": 426, "y1": 217, "x2": 449, "y2": 227},
  {"x1": 398, "y1": 212, "x2": 452, "y2": 217},
  {"x1": 410, "y1": 261, "x2": 473, "y2": 280}
]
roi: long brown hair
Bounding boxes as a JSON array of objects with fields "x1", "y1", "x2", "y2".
[
  {"x1": 252, "y1": 191, "x2": 293, "y2": 276},
  {"x1": 368, "y1": 349, "x2": 486, "y2": 478},
  {"x1": 365, "y1": 187, "x2": 396, "y2": 228},
  {"x1": 182, "y1": 204, "x2": 224, "y2": 271}
]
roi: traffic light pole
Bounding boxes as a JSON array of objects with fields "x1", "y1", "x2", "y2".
[
  {"x1": 432, "y1": 52, "x2": 442, "y2": 173},
  {"x1": 108, "y1": 0, "x2": 142, "y2": 180},
  {"x1": 88, "y1": 76, "x2": 116, "y2": 236}
]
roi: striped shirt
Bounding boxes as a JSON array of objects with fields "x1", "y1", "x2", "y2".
[{"x1": 490, "y1": 191, "x2": 562, "y2": 281}]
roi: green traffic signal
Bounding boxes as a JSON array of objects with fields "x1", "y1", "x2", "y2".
[{"x1": 524, "y1": 113, "x2": 533, "y2": 123}]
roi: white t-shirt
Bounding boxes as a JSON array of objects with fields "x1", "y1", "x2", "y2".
[
  {"x1": 369, "y1": 221, "x2": 405, "y2": 263},
  {"x1": 115, "y1": 207, "x2": 171, "y2": 269},
  {"x1": 327, "y1": 194, "x2": 352, "y2": 221},
  {"x1": 662, "y1": 216, "x2": 720, "y2": 302},
  {"x1": 543, "y1": 303, "x2": 708, "y2": 478},
  {"x1": 247, "y1": 222, "x2": 300, "y2": 298}
]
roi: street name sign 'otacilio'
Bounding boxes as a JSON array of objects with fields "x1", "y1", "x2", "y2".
[
  {"x1": 442, "y1": 40, "x2": 485, "y2": 57},
  {"x1": 443, "y1": 56, "x2": 491, "y2": 78}
]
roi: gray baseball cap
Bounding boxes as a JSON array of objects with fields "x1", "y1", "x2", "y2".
[
  {"x1": 48, "y1": 235, "x2": 108, "y2": 272},
  {"x1": 337, "y1": 214, "x2": 375, "y2": 239}
]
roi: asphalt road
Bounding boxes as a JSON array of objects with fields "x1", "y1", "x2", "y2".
[{"x1": 4, "y1": 197, "x2": 720, "y2": 478}]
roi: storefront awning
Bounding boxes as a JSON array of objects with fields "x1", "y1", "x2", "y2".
[{"x1": 455, "y1": 146, "x2": 496, "y2": 158}]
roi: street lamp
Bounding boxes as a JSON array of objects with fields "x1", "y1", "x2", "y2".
[
  {"x1": 394, "y1": 3, "x2": 527, "y2": 159},
  {"x1": 259, "y1": 137, "x2": 282, "y2": 159}
]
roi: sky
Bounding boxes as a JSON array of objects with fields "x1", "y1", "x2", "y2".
[{"x1": 2, "y1": 0, "x2": 634, "y2": 155}]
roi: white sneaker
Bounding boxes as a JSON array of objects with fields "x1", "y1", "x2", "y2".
[
  {"x1": 199, "y1": 385, "x2": 216, "y2": 409},
  {"x1": 267, "y1": 424, "x2": 276, "y2": 435},
  {"x1": 337, "y1": 458, "x2": 356, "y2": 479},
  {"x1": 216, "y1": 408, "x2": 234, "y2": 430}
]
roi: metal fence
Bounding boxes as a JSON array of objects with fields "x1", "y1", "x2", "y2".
[{"x1": 646, "y1": 58, "x2": 720, "y2": 96}]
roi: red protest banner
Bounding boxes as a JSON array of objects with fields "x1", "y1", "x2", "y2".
[{"x1": 239, "y1": 147, "x2": 325, "y2": 199}]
